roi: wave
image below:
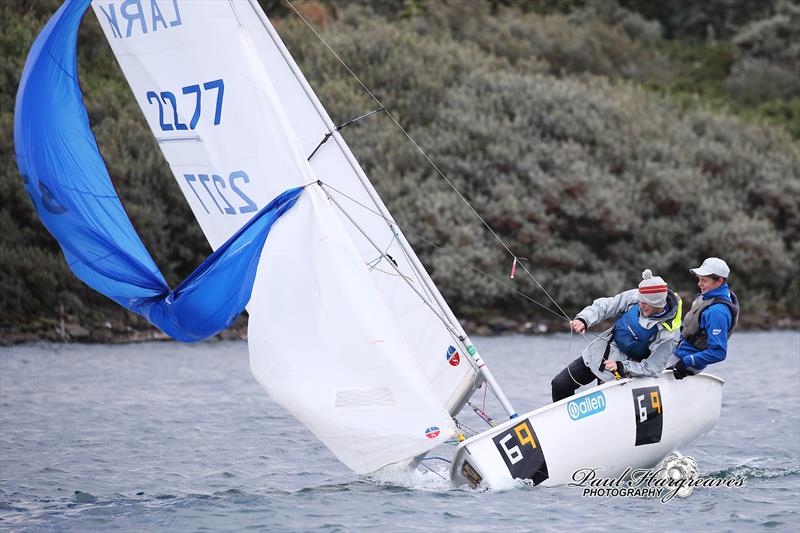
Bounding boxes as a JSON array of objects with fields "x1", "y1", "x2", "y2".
[{"x1": 709, "y1": 464, "x2": 800, "y2": 479}]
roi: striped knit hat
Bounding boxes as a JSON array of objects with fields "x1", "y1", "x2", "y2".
[{"x1": 638, "y1": 269, "x2": 668, "y2": 307}]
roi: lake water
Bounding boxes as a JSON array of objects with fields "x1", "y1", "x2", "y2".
[{"x1": 1, "y1": 331, "x2": 798, "y2": 531}]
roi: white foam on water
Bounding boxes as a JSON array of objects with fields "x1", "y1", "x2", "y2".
[
  {"x1": 365, "y1": 460, "x2": 541, "y2": 493},
  {"x1": 365, "y1": 460, "x2": 456, "y2": 492}
]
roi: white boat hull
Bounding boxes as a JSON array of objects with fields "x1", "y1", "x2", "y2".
[{"x1": 450, "y1": 372, "x2": 723, "y2": 488}]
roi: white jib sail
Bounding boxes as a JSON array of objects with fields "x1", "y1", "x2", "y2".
[
  {"x1": 90, "y1": 0, "x2": 465, "y2": 472},
  {"x1": 234, "y1": 0, "x2": 481, "y2": 414}
]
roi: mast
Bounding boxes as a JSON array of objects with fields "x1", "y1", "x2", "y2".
[{"x1": 246, "y1": 0, "x2": 517, "y2": 418}]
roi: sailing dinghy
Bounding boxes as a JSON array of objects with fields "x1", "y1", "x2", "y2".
[
  {"x1": 450, "y1": 373, "x2": 722, "y2": 488},
  {"x1": 15, "y1": 0, "x2": 724, "y2": 488}
]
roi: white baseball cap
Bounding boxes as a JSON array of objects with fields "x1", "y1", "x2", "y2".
[{"x1": 690, "y1": 257, "x2": 730, "y2": 278}]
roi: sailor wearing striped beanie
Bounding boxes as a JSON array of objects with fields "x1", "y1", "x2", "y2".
[
  {"x1": 638, "y1": 269, "x2": 669, "y2": 309},
  {"x1": 550, "y1": 268, "x2": 682, "y2": 402}
]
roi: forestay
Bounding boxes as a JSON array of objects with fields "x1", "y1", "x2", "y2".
[{"x1": 89, "y1": 0, "x2": 469, "y2": 472}]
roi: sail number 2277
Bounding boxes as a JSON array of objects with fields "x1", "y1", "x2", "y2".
[
  {"x1": 184, "y1": 171, "x2": 257, "y2": 216},
  {"x1": 146, "y1": 79, "x2": 224, "y2": 131}
]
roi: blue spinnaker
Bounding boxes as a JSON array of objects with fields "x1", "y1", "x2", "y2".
[{"x1": 14, "y1": 0, "x2": 302, "y2": 342}]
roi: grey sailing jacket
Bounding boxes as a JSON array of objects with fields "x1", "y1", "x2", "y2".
[{"x1": 575, "y1": 289, "x2": 681, "y2": 381}]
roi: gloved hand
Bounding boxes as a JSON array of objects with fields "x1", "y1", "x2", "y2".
[
  {"x1": 603, "y1": 360, "x2": 624, "y2": 379},
  {"x1": 612, "y1": 361, "x2": 625, "y2": 380},
  {"x1": 673, "y1": 359, "x2": 690, "y2": 380}
]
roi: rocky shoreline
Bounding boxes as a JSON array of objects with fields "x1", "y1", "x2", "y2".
[{"x1": 1, "y1": 312, "x2": 796, "y2": 346}]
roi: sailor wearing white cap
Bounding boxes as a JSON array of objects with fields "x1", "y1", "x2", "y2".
[
  {"x1": 551, "y1": 269, "x2": 683, "y2": 402},
  {"x1": 672, "y1": 257, "x2": 740, "y2": 379},
  {"x1": 689, "y1": 257, "x2": 730, "y2": 278}
]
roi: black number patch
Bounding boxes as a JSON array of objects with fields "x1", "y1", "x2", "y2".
[
  {"x1": 632, "y1": 386, "x2": 663, "y2": 446},
  {"x1": 491, "y1": 419, "x2": 548, "y2": 484}
]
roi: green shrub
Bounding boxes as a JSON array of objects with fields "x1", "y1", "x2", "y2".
[
  {"x1": 2, "y1": 0, "x2": 798, "y2": 335},
  {"x1": 725, "y1": 2, "x2": 800, "y2": 104}
]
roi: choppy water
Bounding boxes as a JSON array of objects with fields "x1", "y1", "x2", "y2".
[{"x1": 1, "y1": 331, "x2": 798, "y2": 532}]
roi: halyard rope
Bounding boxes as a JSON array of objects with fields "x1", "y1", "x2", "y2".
[{"x1": 318, "y1": 180, "x2": 571, "y2": 323}]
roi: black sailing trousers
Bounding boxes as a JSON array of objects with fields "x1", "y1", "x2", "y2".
[{"x1": 551, "y1": 356, "x2": 597, "y2": 403}]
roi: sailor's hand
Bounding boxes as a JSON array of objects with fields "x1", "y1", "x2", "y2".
[
  {"x1": 604, "y1": 360, "x2": 624, "y2": 379},
  {"x1": 673, "y1": 359, "x2": 690, "y2": 380},
  {"x1": 570, "y1": 319, "x2": 586, "y2": 334}
]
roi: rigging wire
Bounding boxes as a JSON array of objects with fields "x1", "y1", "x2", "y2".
[
  {"x1": 367, "y1": 264, "x2": 414, "y2": 280},
  {"x1": 468, "y1": 399, "x2": 496, "y2": 428},
  {"x1": 565, "y1": 326, "x2": 575, "y2": 366},
  {"x1": 418, "y1": 456, "x2": 452, "y2": 464},
  {"x1": 366, "y1": 233, "x2": 398, "y2": 272},
  {"x1": 416, "y1": 459, "x2": 448, "y2": 480},
  {"x1": 307, "y1": 106, "x2": 385, "y2": 161},
  {"x1": 321, "y1": 183, "x2": 464, "y2": 341},
  {"x1": 454, "y1": 418, "x2": 482, "y2": 438},
  {"x1": 318, "y1": 180, "x2": 578, "y2": 324},
  {"x1": 318, "y1": 180, "x2": 486, "y2": 378},
  {"x1": 285, "y1": 0, "x2": 573, "y2": 324}
]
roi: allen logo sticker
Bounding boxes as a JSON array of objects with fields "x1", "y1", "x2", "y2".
[{"x1": 567, "y1": 391, "x2": 606, "y2": 420}]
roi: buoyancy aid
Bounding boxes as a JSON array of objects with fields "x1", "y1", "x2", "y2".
[
  {"x1": 613, "y1": 292, "x2": 682, "y2": 361},
  {"x1": 681, "y1": 290, "x2": 739, "y2": 350},
  {"x1": 613, "y1": 305, "x2": 658, "y2": 360}
]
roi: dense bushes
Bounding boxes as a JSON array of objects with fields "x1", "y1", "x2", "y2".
[
  {"x1": 725, "y1": 1, "x2": 800, "y2": 111},
  {"x1": 279, "y1": 2, "x2": 799, "y2": 320},
  {"x1": 383, "y1": 70, "x2": 799, "y2": 318},
  {"x1": 1, "y1": 0, "x2": 798, "y2": 337}
]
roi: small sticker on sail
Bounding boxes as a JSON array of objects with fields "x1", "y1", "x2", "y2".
[
  {"x1": 425, "y1": 426, "x2": 440, "y2": 439},
  {"x1": 446, "y1": 346, "x2": 460, "y2": 366}
]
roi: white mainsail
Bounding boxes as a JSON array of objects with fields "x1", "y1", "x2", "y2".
[{"x1": 89, "y1": 0, "x2": 481, "y2": 472}]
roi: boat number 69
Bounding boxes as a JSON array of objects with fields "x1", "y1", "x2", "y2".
[
  {"x1": 498, "y1": 421, "x2": 537, "y2": 465},
  {"x1": 636, "y1": 391, "x2": 661, "y2": 423}
]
